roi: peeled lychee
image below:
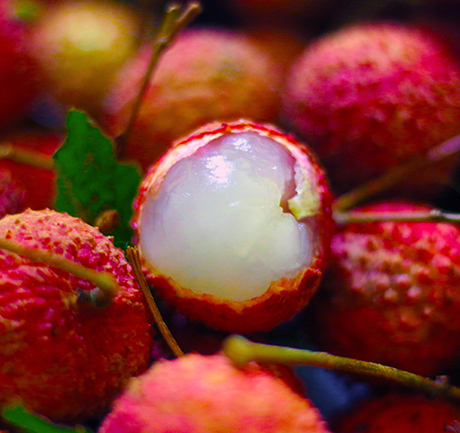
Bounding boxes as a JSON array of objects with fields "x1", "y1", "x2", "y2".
[
  {"x1": 0, "y1": 209, "x2": 153, "y2": 423},
  {"x1": 98, "y1": 352, "x2": 330, "y2": 433},
  {"x1": 310, "y1": 200, "x2": 460, "y2": 377},
  {"x1": 132, "y1": 119, "x2": 334, "y2": 334},
  {"x1": 30, "y1": 0, "x2": 141, "y2": 120},
  {"x1": 332, "y1": 392, "x2": 460, "y2": 433},
  {"x1": 102, "y1": 28, "x2": 284, "y2": 171},
  {"x1": 282, "y1": 22, "x2": 460, "y2": 199}
]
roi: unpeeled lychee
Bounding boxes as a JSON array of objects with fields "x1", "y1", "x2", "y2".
[
  {"x1": 30, "y1": 0, "x2": 141, "y2": 120},
  {"x1": 281, "y1": 22, "x2": 460, "y2": 199},
  {"x1": 98, "y1": 352, "x2": 330, "y2": 433},
  {"x1": 0, "y1": 130, "x2": 63, "y2": 210},
  {"x1": 0, "y1": 169, "x2": 26, "y2": 218},
  {"x1": 332, "y1": 392, "x2": 460, "y2": 433},
  {"x1": 102, "y1": 28, "x2": 284, "y2": 171},
  {"x1": 0, "y1": 209, "x2": 153, "y2": 423},
  {"x1": 310, "y1": 200, "x2": 460, "y2": 377},
  {"x1": 132, "y1": 119, "x2": 334, "y2": 334},
  {"x1": 0, "y1": 1, "x2": 40, "y2": 127}
]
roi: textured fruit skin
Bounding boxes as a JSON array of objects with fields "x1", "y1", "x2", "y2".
[
  {"x1": 282, "y1": 22, "x2": 460, "y2": 198},
  {"x1": 311, "y1": 201, "x2": 460, "y2": 377},
  {"x1": 0, "y1": 130, "x2": 63, "y2": 210},
  {"x1": 332, "y1": 392, "x2": 460, "y2": 433},
  {"x1": 0, "y1": 2, "x2": 39, "y2": 127},
  {"x1": 30, "y1": 0, "x2": 140, "y2": 120},
  {"x1": 99, "y1": 353, "x2": 330, "y2": 433},
  {"x1": 0, "y1": 169, "x2": 26, "y2": 218},
  {"x1": 0, "y1": 209, "x2": 153, "y2": 423},
  {"x1": 132, "y1": 120, "x2": 334, "y2": 334},
  {"x1": 102, "y1": 28, "x2": 283, "y2": 171}
]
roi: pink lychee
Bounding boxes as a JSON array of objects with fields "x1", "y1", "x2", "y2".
[
  {"x1": 132, "y1": 119, "x2": 334, "y2": 334},
  {"x1": 102, "y1": 28, "x2": 284, "y2": 171},
  {"x1": 0, "y1": 209, "x2": 153, "y2": 423},
  {"x1": 310, "y1": 200, "x2": 460, "y2": 377},
  {"x1": 282, "y1": 22, "x2": 460, "y2": 199},
  {"x1": 98, "y1": 352, "x2": 331, "y2": 433}
]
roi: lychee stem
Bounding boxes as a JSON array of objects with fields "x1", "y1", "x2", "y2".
[
  {"x1": 333, "y1": 132, "x2": 460, "y2": 212},
  {"x1": 223, "y1": 335, "x2": 460, "y2": 403},
  {"x1": 0, "y1": 142, "x2": 55, "y2": 170},
  {"x1": 116, "y1": 1, "x2": 202, "y2": 158},
  {"x1": 127, "y1": 246, "x2": 184, "y2": 358},
  {"x1": 0, "y1": 237, "x2": 119, "y2": 307},
  {"x1": 333, "y1": 208, "x2": 460, "y2": 225}
]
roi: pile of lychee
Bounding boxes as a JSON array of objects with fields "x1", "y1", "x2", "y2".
[{"x1": 2, "y1": 0, "x2": 460, "y2": 432}]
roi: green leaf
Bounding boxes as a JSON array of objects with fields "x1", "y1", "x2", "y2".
[
  {"x1": 1, "y1": 405, "x2": 93, "y2": 433},
  {"x1": 53, "y1": 110, "x2": 142, "y2": 246}
]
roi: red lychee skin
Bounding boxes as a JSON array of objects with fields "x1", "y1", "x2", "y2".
[
  {"x1": 0, "y1": 169, "x2": 26, "y2": 218},
  {"x1": 310, "y1": 201, "x2": 460, "y2": 377},
  {"x1": 102, "y1": 28, "x2": 284, "y2": 172},
  {"x1": 282, "y1": 22, "x2": 460, "y2": 199},
  {"x1": 98, "y1": 353, "x2": 330, "y2": 433},
  {"x1": 332, "y1": 392, "x2": 460, "y2": 433},
  {"x1": 132, "y1": 119, "x2": 334, "y2": 334},
  {"x1": 0, "y1": 209, "x2": 153, "y2": 423},
  {"x1": 0, "y1": 2, "x2": 40, "y2": 127},
  {"x1": 0, "y1": 130, "x2": 63, "y2": 210}
]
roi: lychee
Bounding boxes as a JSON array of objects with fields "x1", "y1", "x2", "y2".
[
  {"x1": 98, "y1": 352, "x2": 330, "y2": 433},
  {"x1": 0, "y1": 130, "x2": 63, "y2": 210},
  {"x1": 310, "y1": 200, "x2": 460, "y2": 377},
  {"x1": 0, "y1": 209, "x2": 153, "y2": 423},
  {"x1": 332, "y1": 391, "x2": 460, "y2": 433},
  {"x1": 132, "y1": 119, "x2": 334, "y2": 334},
  {"x1": 102, "y1": 28, "x2": 284, "y2": 171},
  {"x1": 30, "y1": 0, "x2": 141, "y2": 120},
  {"x1": 0, "y1": 1, "x2": 40, "y2": 128},
  {"x1": 0, "y1": 169, "x2": 26, "y2": 218},
  {"x1": 281, "y1": 22, "x2": 460, "y2": 199}
]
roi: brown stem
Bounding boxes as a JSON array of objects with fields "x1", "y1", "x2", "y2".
[
  {"x1": 0, "y1": 143, "x2": 55, "y2": 170},
  {"x1": 127, "y1": 246, "x2": 184, "y2": 358},
  {"x1": 116, "y1": 2, "x2": 202, "y2": 157},
  {"x1": 334, "y1": 132, "x2": 460, "y2": 212},
  {"x1": 223, "y1": 335, "x2": 460, "y2": 404},
  {"x1": 0, "y1": 238, "x2": 119, "y2": 308},
  {"x1": 334, "y1": 208, "x2": 460, "y2": 225}
]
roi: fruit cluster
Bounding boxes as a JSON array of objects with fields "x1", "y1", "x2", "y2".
[{"x1": 2, "y1": 0, "x2": 460, "y2": 432}]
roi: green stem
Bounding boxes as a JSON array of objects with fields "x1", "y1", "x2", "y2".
[
  {"x1": 223, "y1": 335, "x2": 460, "y2": 403},
  {"x1": 333, "y1": 208, "x2": 460, "y2": 225},
  {"x1": 117, "y1": 1, "x2": 202, "y2": 157},
  {"x1": 0, "y1": 238, "x2": 119, "y2": 308},
  {"x1": 127, "y1": 246, "x2": 184, "y2": 358},
  {"x1": 334, "y1": 132, "x2": 460, "y2": 212},
  {"x1": 0, "y1": 143, "x2": 55, "y2": 170}
]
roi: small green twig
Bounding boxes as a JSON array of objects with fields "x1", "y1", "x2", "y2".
[
  {"x1": 116, "y1": 1, "x2": 202, "y2": 157},
  {"x1": 223, "y1": 335, "x2": 460, "y2": 404},
  {"x1": 0, "y1": 238, "x2": 119, "y2": 308},
  {"x1": 127, "y1": 246, "x2": 184, "y2": 358},
  {"x1": 334, "y1": 132, "x2": 460, "y2": 212},
  {"x1": 0, "y1": 142, "x2": 55, "y2": 170},
  {"x1": 333, "y1": 208, "x2": 460, "y2": 225}
]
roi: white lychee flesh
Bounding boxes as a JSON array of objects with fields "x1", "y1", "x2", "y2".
[{"x1": 138, "y1": 132, "x2": 314, "y2": 302}]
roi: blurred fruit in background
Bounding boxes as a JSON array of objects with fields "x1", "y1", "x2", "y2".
[
  {"x1": 281, "y1": 21, "x2": 460, "y2": 201},
  {"x1": 0, "y1": 129, "x2": 63, "y2": 210},
  {"x1": 102, "y1": 28, "x2": 284, "y2": 171},
  {"x1": 0, "y1": 0, "x2": 40, "y2": 129},
  {"x1": 30, "y1": 0, "x2": 142, "y2": 121}
]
